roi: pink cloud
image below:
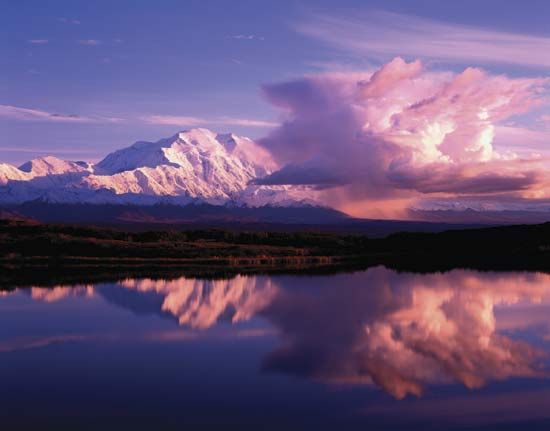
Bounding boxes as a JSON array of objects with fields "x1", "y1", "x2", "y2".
[
  {"x1": 262, "y1": 268, "x2": 550, "y2": 399},
  {"x1": 11, "y1": 269, "x2": 550, "y2": 399},
  {"x1": 120, "y1": 276, "x2": 277, "y2": 329},
  {"x1": 358, "y1": 57, "x2": 422, "y2": 98},
  {"x1": 297, "y1": 10, "x2": 550, "y2": 69},
  {"x1": 258, "y1": 58, "x2": 549, "y2": 214},
  {"x1": 495, "y1": 125, "x2": 550, "y2": 156},
  {"x1": 141, "y1": 114, "x2": 278, "y2": 128}
]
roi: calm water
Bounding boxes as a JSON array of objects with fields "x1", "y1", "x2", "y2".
[{"x1": 1, "y1": 267, "x2": 550, "y2": 430}]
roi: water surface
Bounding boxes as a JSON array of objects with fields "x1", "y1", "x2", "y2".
[{"x1": 1, "y1": 267, "x2": 550, "y2": 430}]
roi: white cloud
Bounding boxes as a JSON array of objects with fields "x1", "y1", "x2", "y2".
[
  {"x1": 77, "y1": 39, "x2": 101, "y2": 46},
  {"x1": 216, "y1": 117, "x2": 279, "y2": 128},
  {"x1": 0, "y1": 105, "x2": 276, "y2": 129},
  {"x1": 28, "y1": 39, "x2": 48, "y2": 45},
  {"x1": 142, "y1": 115, "x2": 205, "y2": 126},
  {"x1": 228, "y1": 34, "x2": 265, "y2": 41},
  {"x1": 297, "y1": 10, "x2": 550, "y2": 68},
  {"x1": 0, "y1": 104, "x2": 123, "y2": 123},
  {"x1": 141, "y1": 115, "x2": 278, "y2": 128}
]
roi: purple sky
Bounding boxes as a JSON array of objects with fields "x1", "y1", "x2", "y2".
[
  {"x1": 2, "y1": 0, "x2": 549, "y2": 164},
  {"x1": 2, "y1": 0, "x2": 550, "y2": 217}
]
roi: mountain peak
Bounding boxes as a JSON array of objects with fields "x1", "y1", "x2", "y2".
[
  {"x1": 18, "y1": 156, "x2": 89, "y2": 176},
  {"x1": 177, "y1": 127, "x2": 217, "y2": 140},
  {"x1": 0, "y1": 129, "x2": 318, "y2": 209},
  {"x1": 19, "y1": 155, "x2": 64, "y2": 172},
  {"x1": 97, "y1": 128, "x2": 275, "y2": 175}
]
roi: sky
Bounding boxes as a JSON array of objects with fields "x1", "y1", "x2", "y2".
[{"x1": 2, "y1": 0, "x2": 550, "y2": 217}]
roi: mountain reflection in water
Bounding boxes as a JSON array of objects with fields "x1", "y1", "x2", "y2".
[{"x1": 9, "y1": 268, "x2": 550, "y2": 400}]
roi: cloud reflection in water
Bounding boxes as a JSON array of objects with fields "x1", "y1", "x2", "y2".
[{"x1": 14, "y1": 268, "x2": 550, "y2": 399}]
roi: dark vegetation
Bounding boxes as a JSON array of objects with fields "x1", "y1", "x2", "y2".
[
  {"x1": 2, "y1": 219, "x2": 550, "y2": 287},
  {"x1": 0, "y1": 218, "x2": 371, "y2": 259}
]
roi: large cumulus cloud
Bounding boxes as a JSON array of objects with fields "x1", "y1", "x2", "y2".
[{"x1": 257, "y1": 58, "x2": 549, "y2": 214}]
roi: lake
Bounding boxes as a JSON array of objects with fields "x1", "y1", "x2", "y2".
[{"x1": 1, "y1": 267, "x2": 550, "y2": 430}]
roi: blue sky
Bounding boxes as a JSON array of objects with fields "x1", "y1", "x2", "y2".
[{"x1": 2, "y1": 0, "x2": 550, "y2": 165}]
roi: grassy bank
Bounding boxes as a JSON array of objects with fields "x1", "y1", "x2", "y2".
[{"x1": 3, "y1": 219, "x2": 550, "y2": 276}]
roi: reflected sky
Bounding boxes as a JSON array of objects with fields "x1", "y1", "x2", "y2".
[{"x1": 2, "y1": 268, "x2": 550, "y2": 430}]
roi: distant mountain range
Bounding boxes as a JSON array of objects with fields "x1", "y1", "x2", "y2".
[
  {"x1": 409, "y1": 208, "x2": 550, "y2": 225},
  {"x1": 1, "y1": 127, "x2": 549, "y2": 229},
  {"x1": 0, "y1": 128, "x2": 320, "y2": 208}
]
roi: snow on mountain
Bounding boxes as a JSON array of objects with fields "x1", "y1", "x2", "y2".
[
  {"x1": 236, "y1": 184, "x2": 321, "y2": 208},
  {"x1": 19, "y1": 156, "x2": 92, "y2": 177},
  {"x1": 0, "y1": 156, "x2": 91, "y2": 185},
  {"x1": 88, "y1": 129, "x2": 278, "y2": 200},
  {"x1": 0, "y1": 128, "x2": 322, "y2": 208},
  {"x1": 119, "y1": 275, "x2": 277, "y2": 329},
  {"x1": 0, "y1": 163, "x2": 32, "y2": 185}
]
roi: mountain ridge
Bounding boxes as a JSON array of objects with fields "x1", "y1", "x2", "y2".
[{"x1": 0, "y1": 128, "x2": 319, "y2": 209}]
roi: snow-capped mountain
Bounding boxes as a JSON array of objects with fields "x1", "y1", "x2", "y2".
[{"x1": 0, "y1": 128, "x2": 319, "y2": 208}]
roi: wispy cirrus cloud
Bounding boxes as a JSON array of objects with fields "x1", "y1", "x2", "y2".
[
  {"x1": 0, "y1": 105, "x2": 276, "y2": 128},
  {"x1": 28, "y1": 39, "x2": 48, "y2": 45},
  {"x1": 0, "y1": 334, "x2": 88, "y2": 353},
  {"x1": 0, "y1": 146, "x2": 97, "y2": 155},
  {"x1": 538, "y1": 114, "x2": 550, "y2": 125},
  {"x1": 217, "y1": 117, "x2": 278, "y2": 128},
  {"x1": 297, "y1": 10, "x2": 550, "y2": 68},
  {"x1": 227, "y1": 34, "x2": 265, "y2": 41},
  {"x1": 142, "y1": 115, "x2": 278, "y2": 128},
  {"x1": 495, "y1": 125, "x2": 550, "y2": 155},
  {"x1": 58, "y1": 17, "x2": 80, "y2": 25},
  {"x1": 142, "y1": 115, "x2": 204, "y2": 126},
  {"x1": 0, "y1": 104, "x2": 123, "y2": 123},
  {"x1": 77, "y1": 39, "x2": 101, "y2": 46}
]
